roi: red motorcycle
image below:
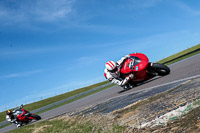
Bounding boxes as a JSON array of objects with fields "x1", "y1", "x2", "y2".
[
  {"x1": 17, "y1": 109, "x2": 41, "y2": 124},
  {"x1": 120, "y1": 53, "x2": 170, "y2": 88},
  {"x1": 7, "y1": 104, "x2": 41, "y2": 128}
]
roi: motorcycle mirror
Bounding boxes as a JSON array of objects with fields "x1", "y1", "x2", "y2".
[{"x1": 20, "y1": 104, "x2": 23, "y2": 109}]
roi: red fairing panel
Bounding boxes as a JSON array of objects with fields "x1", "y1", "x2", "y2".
[
  {"x1": 130, "y1": 53, "x2": 149, "y2": 71},
  {"x1": 120, "y1": 58, "x2": 133, "y2": 74},
  {"x1": 17, "y1": 109, "x2": 26, "y2": 122},
  {"x1": 121, "y1": 53, "x2": 150, "y2": 81}
]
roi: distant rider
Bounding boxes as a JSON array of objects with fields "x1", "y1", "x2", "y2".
[
  {"x1": 6, "y1": 109, "x2": 22, "y2": 128},
  {"x1": 104, "y1": 54, "x2": 134, "y2": 89},
  {"x1": 6, "y1": 105, "x2": 30, "y2": 128}
]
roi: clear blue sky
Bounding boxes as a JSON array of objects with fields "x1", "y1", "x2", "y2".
[{"x1": 0, "y1": 0, "x2": 200, "y2": 111}]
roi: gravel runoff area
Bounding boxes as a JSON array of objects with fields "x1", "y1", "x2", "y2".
[
  {"x1": 70, "y1": 80, "x2": 185, "y2": 115},
  {"x1": 65, "y1": 77, "x2": 200, "y2": 132},
  {"x1": 115, "y1": 78, "x2": 200, "y2": 126}
]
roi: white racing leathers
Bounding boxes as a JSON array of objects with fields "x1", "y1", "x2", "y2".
[
  {"x1": 104, "y1": 55, "x2": 130, "y2": 85},
  {"x1": 104, "y1": 68, "x2": 123, "y2": 86},
  {"x1": 6, "y1": 115, "x2": 22, "y2": 128},
  {"x1": 116, "y1": 55, "x2": 130, "y2": 66},
  {"x1": 104, "y1": 54, "x2": 134, "y2": 87},
  {"x1": 6, "y1": 109, "x2": 23, "y2": 128}
]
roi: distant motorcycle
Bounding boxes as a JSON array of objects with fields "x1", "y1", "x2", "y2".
[
  {"x1": 120, "y1": 53, "x2": 170, "y2": 88},
  {"x1": 6, "y1": 104, "x2": 41, "y2": 128}
]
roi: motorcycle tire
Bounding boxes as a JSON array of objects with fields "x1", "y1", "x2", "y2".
[
  {"x1": 31, "y1": 114, "x2": 41, "y2": 120},
  {"x1": 151, "y1": 63, "x2": 170, "y2": 76}
]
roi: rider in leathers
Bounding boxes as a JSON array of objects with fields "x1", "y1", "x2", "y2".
[
  {"x1": 104, "y1": 54, "x2": 134, "y2": 89},
  {"x1": 6, "y1": 105, "x2": 30, "y2": 128},
  {"x1": 6, "y1": 109, "x2": 22, "y2": 128}
]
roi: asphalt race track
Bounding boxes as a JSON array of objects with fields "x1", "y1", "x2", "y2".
[{"x1": 1, "y1": 54, "x2": 200, "y2": 133}]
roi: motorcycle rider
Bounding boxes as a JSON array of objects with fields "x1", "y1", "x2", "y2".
[
  {"x1": 6, "y1": 109, "x2": 22, "y2": 128},
  {"x1": 6, "y1": 105, "x2": 30, "y2": 128},
  {"x1": 104, "y1": 54, "x2": 134, "y2": 89}
]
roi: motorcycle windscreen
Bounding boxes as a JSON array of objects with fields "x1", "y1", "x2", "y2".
[
  {"x1": 121, "y1": 58, "x2": 134, "y2": 75},
  {"x1": 131, "y1": 54, "x2": 149, "y2": 81}
]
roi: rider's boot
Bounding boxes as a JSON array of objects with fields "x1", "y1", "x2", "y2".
[
  {"x1": 123, "y1": 84, "x2": 130, "y2": 90},
  {"x1": 16, "y1": 123, "x2": 22, "y2": 128}
]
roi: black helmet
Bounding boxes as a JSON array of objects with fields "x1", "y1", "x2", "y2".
[{"x1": 6, "y1": 110, "x2": 12, "y2": 115}]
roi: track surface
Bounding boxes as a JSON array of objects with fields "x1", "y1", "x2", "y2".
[{"x1": 1, "y1": 54, "x2": 200, "y2": 133}]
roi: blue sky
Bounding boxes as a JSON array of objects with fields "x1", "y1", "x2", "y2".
[{"x1": 0, "y1": 0, "x2": 200, "y2": 111}]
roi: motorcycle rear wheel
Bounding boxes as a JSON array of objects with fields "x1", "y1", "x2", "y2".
[
  {"x1": 150, "y1": 63, "x2": 170, "y2": 76},
  {"x1": 31, "y1": 114, "x2": 41, "y2": 120}
]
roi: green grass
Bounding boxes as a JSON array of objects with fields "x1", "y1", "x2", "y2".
[
  {"x1": 1, "y1": 43, "x2": 200, "y2": 127},
  {"x1": 0, "y1": 83, "x2": 115, "y2": 129},
  {"x1": 36, "y1": 83, "x2": 115, "y2": 114},
  {"x1": 0, "y1": 123, "x2": 11, "y2": 129},
  {"x1": 8, "y1": 115, "x2": 126, "y2": 133},
  {"x1": 157, "y1": 44, "x2": 200, "y2": 65},
  {"x1": 0, "y1": 80, "x2": 110, "y2": 122}
]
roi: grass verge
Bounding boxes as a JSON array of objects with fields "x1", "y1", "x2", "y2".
[
  {"x1": 157, "y1": 44, "x2": 200, "y2": 65},
  {"x1": 8, "y1": 115, "x2": 126, "y2": 133},
  {"x1": 36, "y1": 83, "x2": 115, "y2": 114},
  {"x1": 0, "y1": 81, "x2": 110, "y2": 122},
  {"x1": 0, "y1": 123, "x2": 11, "y2": 129}
]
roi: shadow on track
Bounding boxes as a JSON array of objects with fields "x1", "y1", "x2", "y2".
[{"x1": 118, "y1": 76, "x2": 162, "y2": 94}]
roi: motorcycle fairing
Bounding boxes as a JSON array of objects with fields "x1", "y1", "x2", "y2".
[{"x1": 121, "y1": 53, "x2": 149, "y2": 81}]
